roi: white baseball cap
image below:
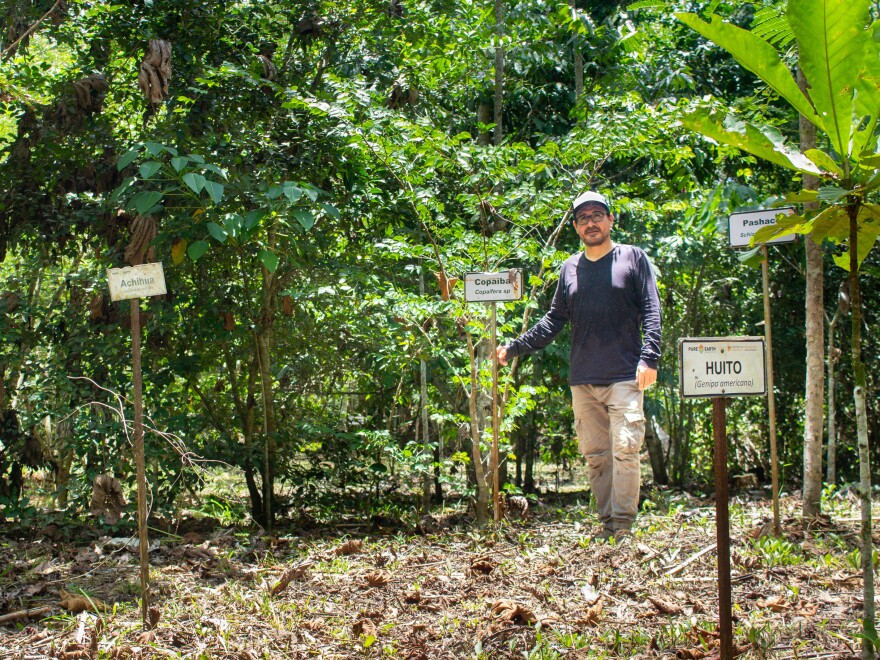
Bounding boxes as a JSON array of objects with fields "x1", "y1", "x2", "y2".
[{"x1": 572, "y1": 191, "x2": 610, "y2": 213}]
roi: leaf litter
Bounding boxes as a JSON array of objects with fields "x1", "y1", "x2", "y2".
[{"x1": 0, "y1": 492, "x2": 873, "y2": 658}]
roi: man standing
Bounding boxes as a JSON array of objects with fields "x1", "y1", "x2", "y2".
[{"x1": 497, "y1": 191, "x2": 661, "y2": 540}]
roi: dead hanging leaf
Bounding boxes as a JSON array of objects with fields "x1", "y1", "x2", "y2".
[
  {"x1": 125, "y1": 214, "x2": 157, "y2": 265},
  {"x1": 334, "y1": 539, "x2": 364, "y2": 556},
  {"x1": 148, "y1": 605, "x2": 161, "y2": 629},
  {"x1": 648, "y1": 595, "x2": 683, "y2": 615},
  {"x1": 138, "y1": 39, "x2": 172, "y2": 108},
  {"x1": 364, "y1": 571, "x2": 390, "y2": 587},
  {"x1": 59, "y1": 589, "x2": 109, "y2": 613},
  {"x1": 470, "y1": 556, "x2": 498, "y2": 575},
  {"x1": 757, "y1": 594, "x2": 791, "y2": 612},
  {"x1": 171, "y1": 238, "x2": 187, "y2": 265},
  {"x1": 89, "y1": 474, "x2": 125, "y2": 525},
  {"x1": 433, "y1": 271, "x2": 458, "y2": 301},
  {"x1": 489, "y1": 599, "x2": 536, "y2": 625},
  {"x1": 282, "y1": 294, "x2": 293, "y2": 316}
]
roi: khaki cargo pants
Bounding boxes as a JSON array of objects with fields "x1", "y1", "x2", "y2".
[{"x1": 571, "y1": 380, "x2": 645, "y2": 532}]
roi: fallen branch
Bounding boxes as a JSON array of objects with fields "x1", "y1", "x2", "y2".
[
  {"x1": 664, "y1": 543, "x2": 717, "y2": 576},
  {"x1": 0, "y1": 605, "x2": 53, "y2": 625}
]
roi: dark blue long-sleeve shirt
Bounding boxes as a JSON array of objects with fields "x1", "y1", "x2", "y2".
[{"x1": 504, "y1": 245, "x2": 662, "y2": 385}]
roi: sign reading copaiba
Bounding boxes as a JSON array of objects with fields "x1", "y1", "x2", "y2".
[
  {"x1": 679, "y1": 337, "x2": 766, "y2": 398},
  {"x1": 108, "y1": 263, "x2": 167, "y2": 302},
  {"x1": 728, "y1": 208, "x2": 796, "y2": 248},
  {"x1": 464, "y1": 270, "x2": 524, "y2": 302}
]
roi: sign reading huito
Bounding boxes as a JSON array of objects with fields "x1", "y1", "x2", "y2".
[
  {"x1": 464, "y1": 270, "x2": 524, "y2": 302},
  {"x1": 679, "y1": 337, "x2": 766, "y2": 398},
  {"x1": 108, "y1": 263, "x2": 167, "y2": 302}
]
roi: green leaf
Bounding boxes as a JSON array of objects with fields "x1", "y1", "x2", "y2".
[
  {"x1": 293, "y1": 209, "x2": 315, "y2": 231},
  {"x1": 207, "y1": 222, "x2": 228, "y2": 243},
  {"x1": 854, "y1": 21, "x2": 880, "y2": 156},
  {"x1": 171, "y1": 156, "x2": 190, "y2": 172},
  {"x1": 789, "y1": 0, "x2": 870, "y2": 160},
  {"x1": 320, "y1": 202, "x2": 341, "y2": 219},
  {"x1": 810, "y1": 205, "x2": 849, "y2": 242},
  {"x1": 204, "y1": 180, "x2": 224, "y2": 204},
  {"x1": 183, "y1": 172, "x2": 206, "y2": 195},
  {"x1": 681, "y1": 109, "x2": 822, "y2": 175},
  {"x1": 144, "y1": 142, "x2": 166, "y2": 156},
  {"x1": 188, "y1": 240, "x2": 210, "y2": 262},
  {"x1": 202, "y1": 163, "x2": 228, "y2": 180},
  {"x1": 282, "y1": 182, "x2": 302, "y2": 203},
  {"x1": 737, "y1": 244, "x2": 765, "y2": 268},
  {"x1": 117, "y1": 145, "x2": 141, "y2": 171},
  {"x1": 259, "y1": 249, "x2": 280, "y2": 272},
  {"x1": 244, "y1": 209, "x2": 265, "y2": 230},
  {"x1": 676, "y1": 13, "x2": 822, "y2": 127},
  {"x1": 139, "y1": 161, "x2": 162, "y2": 179},
  {"x1": 752, "y1": 212, "x2": 809, "y2": 243},
  {"x1": 783, "y1": 189, "x2": 820, "y2": 203},
  {"x1": 804, "y1": 149, "x2": 843, "y2": 177},
  {"x1": 130, "y1": 191, "x2": 163, "y2": 215}
]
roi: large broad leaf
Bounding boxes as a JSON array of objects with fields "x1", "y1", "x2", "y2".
[
  {"x1": 676, "y1": 13, "x2": 822, "y2": 128},
  {"x1": 788, "y1": 0, "x2": 870, "y2": 160},
  {"x1": 187, "y1": 240, "x2": 210, "y2": 262},
  {"x1": 258, "y1": 249, "x2": 280, "y2": 273},
  {"x1": 809, "y1": 205, "x2": 849, "y2": 243},
  {"x1": 752, "y1": 211, "x2": 812, "y2": 243},
  {"x1": 183, "y1": 172, "x2": 206, "y2": 195},
  {"x1": 854, "y1": 21, "x2": 880, "y2": 158},
  {"x1": 129, "y1": 191, "x2": 163, "y2": 215},
  {"x1": 203, "y1": 180, "x2": 224, "y2": 204},
  {"x1": 293, "y1": 209, "x2": 315, "y2": 231},
  {"x1": 682, "y1": 109, "x2": 823, "y2": 175},
  {"x1": 832, "y1": 204, "x2": 880, "y2": 270}
]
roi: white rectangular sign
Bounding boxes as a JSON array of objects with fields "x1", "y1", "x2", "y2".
[
  {"x1": 108, "y1": 263, "x2": 167, "y2": 302},
  {"x1": 679, "y1": 337, "x2": 766, "y2": 398},
  {"x1": 728, "y1": 207, "x2": 796, "y2": 248},
  {"x1": 464, "y1": 270, "x2": 524, "y2": 302}
]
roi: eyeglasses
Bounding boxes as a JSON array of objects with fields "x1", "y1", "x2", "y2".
[{"x1": 575, "y1": 213, "x2": 608, "y2": 226}]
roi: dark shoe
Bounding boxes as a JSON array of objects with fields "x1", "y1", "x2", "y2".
[{"x1": 590, "y1": 528, "x2": 614, "y2": 542}]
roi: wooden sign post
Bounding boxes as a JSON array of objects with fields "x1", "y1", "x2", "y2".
[
  {"x1": 464, "y1": 270, "x2": 523, "y2": 522},
  {"x1": 680, "y1": 336, "x2": 767, "y2": 660},
  {"x1": 729, "y1": 208, "x2": 795, "y2": 536},
  {"x1": 108, "y1": 262, "x2": 167, "y2": 629}
]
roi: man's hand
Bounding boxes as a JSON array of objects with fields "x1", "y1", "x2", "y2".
[
  {"x1": 636, "y1": 364, "x2": 657, "y2": 390},
  {"x1": 496, "y1": 345, "x2": 509, "y2": 366}
]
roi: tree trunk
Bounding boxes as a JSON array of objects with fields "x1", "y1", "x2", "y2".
[
  {"x1": 419, "y1": 262, "x2": 432, "y2": 512},
  {"x1": 848, "y1": 205, "x2": 876, "y2": 660},
  {"x1": 799, "y1": 66, "x2": 824, "y2": 518},
  {"x1": 569, "y1": 0, "x2": 583, "y2": 100},
  {"x1": 493, "y1": 0, "x2": 503, "y2": 146},
  {"x1": 645, "y1": 416, "x2": 669, "y2": 486},
  {"x1": 255, "y1": 330, "x2": 277, "y2": 529},
  {"x1": 465, "y1": 333, "x2": 489, "y2": 525},
  {"x1": 826, "y1": 310, "x2": 839, "y2": 485}
]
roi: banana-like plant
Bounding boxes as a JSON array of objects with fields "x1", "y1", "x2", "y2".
[{"x1": 677, "y1": 2, "x2": 878, "y2": 657}]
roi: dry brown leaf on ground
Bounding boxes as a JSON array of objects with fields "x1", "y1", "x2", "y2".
[
  {"x1": 403, "y1": 589, "x2": 422, "y2": 603},
  {"x1": 271, "y1": 560, "x2": 313, "y2": 595},
  {"x1": 757, "y1": 594, "x2": 791, "y2": 611},
  {"x1": 470, "y1": 556, "x2": 498, "y2": 575},
  {"x1": 335, "y1": 539, "x2": 364, "y2": 555},
  {"x1": 364, "y1": 570, "x2": 391, "y2": 587},
  {"x1": 579, "y1": 596, "x2": 603, "y2": 626},
  {"x1": 795, "y1": 600, "x2": 820, "y2": 617},
  {"x1": 200, "y1": 616, "x2": 229, "y2": 631},
  {"x1": 59, "y1": 589, "x2": 109, "y2": 613},
  {"x1": 490, "y1": 599, "x2": 537, "y2": 625},
  {"x1": 353, "y1": 618, "x2": 377, "y2": 638},
  {"x1": 648, "y1": 595, "x2": 683, "y2": 615},
  {"x1": 676, "y1": 648, "x2": 708, "y2": 659}
]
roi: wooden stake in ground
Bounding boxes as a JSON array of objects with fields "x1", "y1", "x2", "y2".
[
  {"x1": 760, "y1": 246, "x2": 781, "y2": 536},
  {"x1": 107, "y1": 259, "x2": 166, "y2": 631}
]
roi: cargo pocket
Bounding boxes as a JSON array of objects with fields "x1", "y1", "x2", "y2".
[{"x1": 616, "y1": 410, "x2": 645, "y2": 454}]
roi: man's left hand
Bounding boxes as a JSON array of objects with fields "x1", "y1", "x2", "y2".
[{"x1": 636, "y1": 365, "x2": 657, "y2": 390}]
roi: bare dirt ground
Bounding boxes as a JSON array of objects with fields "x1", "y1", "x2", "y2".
[{"x1": 0, "y1": 488, "x2": 874, "y2": 659}]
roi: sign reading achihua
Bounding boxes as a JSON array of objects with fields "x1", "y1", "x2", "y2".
[
  {"x1": 679, "y1": 337, "x2": 767, "y2": 398},
  {"x1": 464, "y1": 270, "x2": 524, "y2": 302},
  {"x1": 728, "y1": 208, "x2": 796, "y2": 248},
  {"x1": 108, "y1": 263, "x2": 167, "y2": 302}
]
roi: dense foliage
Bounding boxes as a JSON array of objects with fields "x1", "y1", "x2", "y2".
[{"x1": 1, "y1": 0, "x2": 878, "y2": 530}]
